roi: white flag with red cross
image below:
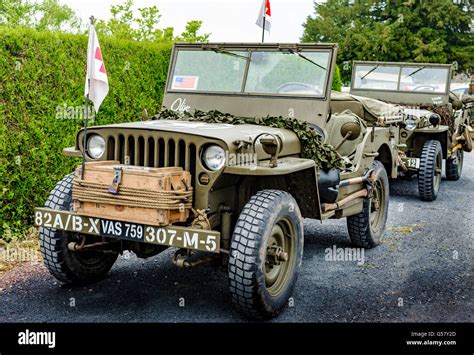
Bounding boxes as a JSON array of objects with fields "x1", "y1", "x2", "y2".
[
  {"x1": 256, "y1": 0, "x2": 271, "y2": 32},
  {"x1": 85, "y1": 24, "x2": 108, "y2": 113}
]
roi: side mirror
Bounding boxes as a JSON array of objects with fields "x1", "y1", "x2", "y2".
[
  {"x1": 340, "y1": 121, "x2": 362, "y2": 141},
  {"x1": 335, "y1": 121, "x2": 362, "y2": 152}
]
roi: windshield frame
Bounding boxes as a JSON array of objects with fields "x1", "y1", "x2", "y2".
[{"x1": 166, "y1": 43, "x2": 335, "y2": 100}]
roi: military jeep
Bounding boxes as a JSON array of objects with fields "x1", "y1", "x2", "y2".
[
  {"x1": 350, "y1": 61, "x2": 474, "y2": 201},
  {"x1": 35, "y1": 43, "x2": 401, "y2": 319}
]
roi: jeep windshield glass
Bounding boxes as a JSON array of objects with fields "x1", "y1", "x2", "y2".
[
  {"x1": 245, "y1": 51, "x2": 330, "y2": 96},
  {"x1": 353, "y1": 65, "x2": 400, "y2": 90},
  {"x1": 353, "y1": 64, "x2": 449, "y2": 94},
  {"x1": 399, "y1": 66, "x2": 449, "y2": 93},
  {"x1": 169, "y1": 49, "x2": 332, "y2": 97},
  {"x1": 171, "y1": 50, "x2": 249, "y2": 92}
]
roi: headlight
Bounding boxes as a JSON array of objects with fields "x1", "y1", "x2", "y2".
[
  {"x1": 87, "y1": 134, "x2": 105, "y2": 159},
  {"x1": 307, "y1": 123, "x2": 326, "y2": 141},
  {"x1": 202, "y1": 145, "x2": 226, "y2": 171},
  {"x1": 428, "y1": 113, "x2": 441, "y2": 127},
  {"x1": 404, "y1": 115, "x2": 418, "y2": 130}
]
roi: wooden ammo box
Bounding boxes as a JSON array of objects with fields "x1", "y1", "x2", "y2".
[{"x1": 72, "y1": 161, "x2": 193, "y2": 226}]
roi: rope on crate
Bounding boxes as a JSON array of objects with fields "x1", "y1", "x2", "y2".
[{"x1": 72, "y1": 181, "x2": 193, "y2": 210}]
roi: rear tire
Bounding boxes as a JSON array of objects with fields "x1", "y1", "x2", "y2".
[
  {"x1": 446, "y1": 150, "x2": 463, "y2": 181},
  {"x1": 39, "y1": 173, "x2": 118, "y2": 285},
  {"x1": 418, "y1": 140, "x2": 442, "y2": 201},
  {"x1": 228, "y1": 190, "x2": 304, "y2": 319},
  {"x1": 347, "y1": 160, "x2": 389, "y2": 249}
]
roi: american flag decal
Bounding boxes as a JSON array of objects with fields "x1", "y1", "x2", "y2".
[{"x1": 172, "y1": 75, "x2": 199, "y2": 90}]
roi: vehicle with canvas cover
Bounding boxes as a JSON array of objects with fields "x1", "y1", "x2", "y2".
[
  {"x1": 350, "y1": 61, "x2": 474, "y2": 201},
  {"x1": 35, "y1": 43, "x2": 402, "y2": 319}
]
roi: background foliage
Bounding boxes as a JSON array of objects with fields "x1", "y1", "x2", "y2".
[
  {"x1": 0, "y1": 0, "x2": 81, "y2": 32},
  {"x1": 1, "y1": 0, "x2": 470, "y2": 238},
  {"x1": 0, "y1": 0, "x2": 209, "y2": 239},
  {"x1": 302, "y1": 0, "x2": 474, "y2": 82},
  {"x1": 0, "y1": 27, "x2": 172, "y2": 237}
]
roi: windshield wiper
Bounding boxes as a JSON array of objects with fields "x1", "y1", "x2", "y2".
[
  {"x1": 360, "y1": 65, "x2": 379, "y2": 80},
  {"x1": 209, "y1": 48, "x2": 250, "y2": 61},
  {"x1": 406, "y1": 66, "x2": 425, "y2": 77},
  {"x1": 284, "y1": 49, "x2": 327, "y2": 71}
]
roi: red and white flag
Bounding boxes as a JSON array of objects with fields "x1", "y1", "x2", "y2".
[
  {"x1": 256, "y1": 0, "x2": 271, "y2": 32},
  {"x1": 85, "y1": 24, "x2": 108, "y2": 113}
]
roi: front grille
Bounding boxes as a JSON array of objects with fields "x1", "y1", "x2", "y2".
[{"x1": 105, "y1": 134, "x2": 198, "y2": 185}]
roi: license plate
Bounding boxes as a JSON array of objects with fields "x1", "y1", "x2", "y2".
[
  {"x1": 34, "y1": 208, "x2": 220, "y2": 253},
  {"x1": 406, "y1": 158, "x2": 420, "y2": 169}
]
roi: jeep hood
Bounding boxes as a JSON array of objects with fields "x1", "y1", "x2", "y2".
[{"x1": 88, "y1": 119, "x2": 301, "y2": 156}]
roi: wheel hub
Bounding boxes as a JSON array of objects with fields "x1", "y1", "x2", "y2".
[
  {"x1": 369, "y1": 179, "x2": 384, "y2": 233},
  {"x1": 371, "y1": 189, "x2": 380, "y2": 212},
  {"x1": 264, "y1": 219, "x2": 295, "y2": 295},
  {"x1": 266, "y1": 245, "x2": 289, "y2": 266}
]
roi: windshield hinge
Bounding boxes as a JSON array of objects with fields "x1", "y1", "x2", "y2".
[
  {"x1": 278, "y1": 44, "x2": 299, "y2": 52},
  {"x1": 201, "y1": 44, "x2": 219, "y2": 50}
]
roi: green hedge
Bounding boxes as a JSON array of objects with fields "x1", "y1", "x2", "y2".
[
  {"x1": 0, "y1": 27, "x2": 171, "y2": 237},
  {"x1": 0, "y1": 27, "x2": 343, "y2": 238},
  {"x1": 332, "y1": 65, "x2": 342, "y2": 92}
]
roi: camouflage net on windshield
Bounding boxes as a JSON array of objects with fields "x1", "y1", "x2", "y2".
[{"x1": 154, "y1": 109, "x2": 345, "y2": 170}]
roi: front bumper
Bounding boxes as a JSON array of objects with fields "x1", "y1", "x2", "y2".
[{"x1": 34, "y1": 208, "x2": 221, "y2": 253}]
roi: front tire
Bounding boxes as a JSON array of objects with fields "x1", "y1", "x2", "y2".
[
  {"x1": 39, "y1": 173, "x2": 118, "y2": 285},
  {"x1": 418, "y1": 140, "x2": 443, "y2": 201},
  {"x1": 347, "y1": 160, "x2": 389, "y2": 249},
  {"x1": 228, "y1": 190, "x2": 304, "y2": 319}
]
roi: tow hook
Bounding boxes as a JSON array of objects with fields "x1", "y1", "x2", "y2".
[{"x1": 171, "y1": 249, "x2": 218, "y2": 268}]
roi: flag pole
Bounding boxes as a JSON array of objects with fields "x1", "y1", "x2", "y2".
[
  {"x1": 81, "y1": 15, "x2": 95, "y2": 180},
  {"x1": 261, "y1": 1, "x2": 266, "y2": 43}
]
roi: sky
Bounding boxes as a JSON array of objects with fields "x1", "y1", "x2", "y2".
[{"x1": 59, "y1": 0, "x2": 317, "y2": 42}]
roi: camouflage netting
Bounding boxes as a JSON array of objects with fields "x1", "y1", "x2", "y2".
[
  {"x1": 389, "y1": 101, "x2": 456, "y2": 133},
  {"x1": 419, "y1": 104, "x2": 455, "y2": 133},
  {"x1": 154, "y1": 109, "x2": 345, "y2": 170}
]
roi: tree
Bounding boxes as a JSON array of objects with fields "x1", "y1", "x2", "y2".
[
  {"x1": 302, "y1": 0, "x2": 474, "y2": 82},
  {"x1": 0, "y1": 0, "x2": 80, "y2": 32},
  {"x1": 95, "y1": 0, "x2": 209, "y2": 43},
  {"x1": 177, "y1": 20, "x2": 210, "y2": 42},
  {"x1": 36, "y1": 0, "x2": 81, "y2": 32},
  {"x1": 1, "y1": 0, "x2": 209, "y2": 43},
  {"x1": 332, "y1": 64, "x2": 342, "y2": 91}
]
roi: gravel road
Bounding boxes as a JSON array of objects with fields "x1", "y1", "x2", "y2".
[{"x1": 1, "y1": 154, "x2": 472, "y2": 323}]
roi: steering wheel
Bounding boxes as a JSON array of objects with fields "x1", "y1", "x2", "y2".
[
  {"x1": 277, "y1": 82, "x2": 321, "y2": 95},
  {"x1": 413, "y1": 85, "x2": 437, "y2": 92}
]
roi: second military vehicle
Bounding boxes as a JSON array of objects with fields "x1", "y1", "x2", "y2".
[{"x1": 350, "y1": 61, "x2": 473, "y2": 201}]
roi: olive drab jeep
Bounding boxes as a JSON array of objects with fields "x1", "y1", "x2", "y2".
[
  {"x1": 35, "y1": 43, "x2": 401, "y2": 319},
  {"x1": 349, "y1": 61, "x2": 474, "y2": 201}
]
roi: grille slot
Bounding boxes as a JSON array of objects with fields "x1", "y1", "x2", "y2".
[{"x1": 107, "y1": 134, "x2": 198, "y2": 185}]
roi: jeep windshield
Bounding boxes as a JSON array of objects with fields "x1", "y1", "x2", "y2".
[
  {"x1": 352, "y1": 63, "x2": 450, "y2": 94},
  {"x1": 350, "y1": 61, "x2": 452, "y2": 105},
  {"x1": 168, "y1": 47, "x2": 331, "y2": 98}
]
